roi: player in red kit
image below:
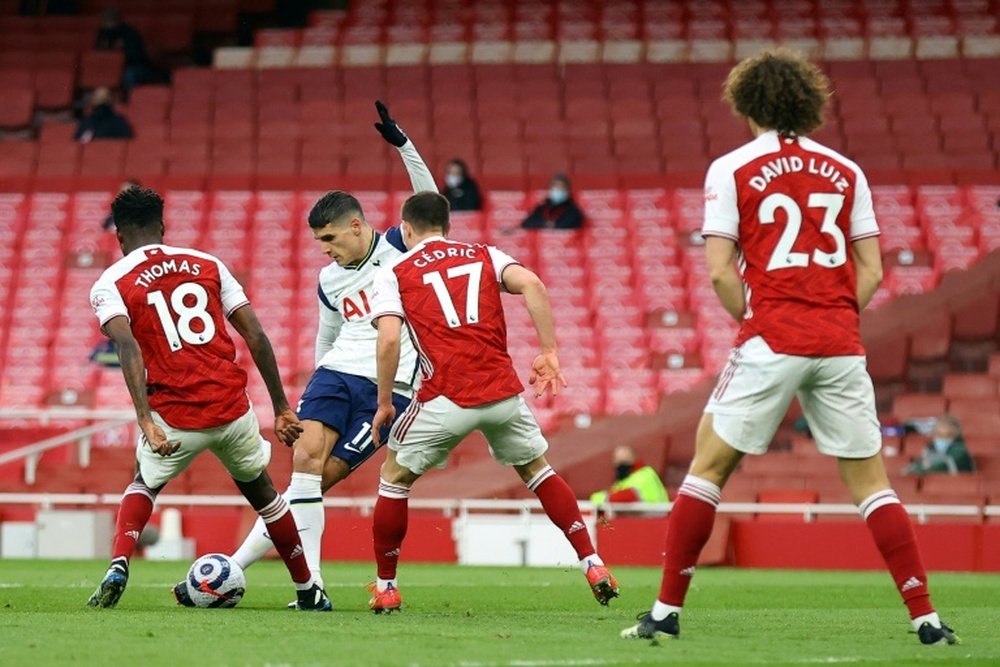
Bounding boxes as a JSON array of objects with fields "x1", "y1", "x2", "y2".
[
  {"x1": 621, "y1": 49, "x2": 957, "y2": 645},
  {"x1": 86, "y1": 187, "x2": 330, "y2": 611},
  {"x1": 367, "y1": 192, "x2": 618, "y2": 613}
]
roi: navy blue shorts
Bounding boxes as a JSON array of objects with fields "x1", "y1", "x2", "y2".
[{"x1": 296, "y1": 368, "x2": 412, "y2": 470}]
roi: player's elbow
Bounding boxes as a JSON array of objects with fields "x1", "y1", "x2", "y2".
[
  {"x1": 860, "y1": 263, "x2": 884, "y2": 288},
  {"x1": 708, "y1": 264, "x2": 734, "y2": 287}
]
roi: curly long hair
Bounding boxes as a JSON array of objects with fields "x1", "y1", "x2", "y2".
[{"x1": 722, "y1": 48, "x2": 831, "y2": 136}]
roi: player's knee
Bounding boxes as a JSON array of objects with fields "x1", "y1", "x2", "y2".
[
  {"x1": 380, "y1": 458, "x2": 418, "y2": 486},
  {"x1": 291, "y1": 440, "x2": 328, "y2": 474}
]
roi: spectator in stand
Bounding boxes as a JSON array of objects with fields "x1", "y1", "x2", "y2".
[
  {"x1": 902, "y1": 415, "x2": 975, "y2": 475},
  {"x1": 104, "y1": 179, "x2": 141, "y2": 230},
  {"x1": 521, "y1": 174, "x2": 584, "y2": 230},
  {"x1": 95, "y1": 8, "x2": 153, "y2": 95},
  {"x1": 589, "y1": 446, "x2": 669, "y2": 507},
  {"x1": 442, "y1": 159, "x2": 482, "y2": 211},
  {"x1": 75, "y1": 87, "x2": 133, "y2": 142}
]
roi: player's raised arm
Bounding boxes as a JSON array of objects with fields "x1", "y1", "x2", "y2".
[
  {"x1": 501, "y1": 263, "x2": 567, "y2": 398},
  {"x1": 102, "y1": 316, "x2": 180, "y2": 457},
  {"x1": 374, "y1": 100, "x2": 438, "y2": 193},
  {"x1": 228, "y1": 305, "x2": 303, "y2": 447}
]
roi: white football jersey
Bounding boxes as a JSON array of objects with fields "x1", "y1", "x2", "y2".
[
  {"x1": 313, "y1": 141, "x2": 435, "y2": 395},
  {"x1": 315, "y1": 228, "x2": 419, "y2": 391}
]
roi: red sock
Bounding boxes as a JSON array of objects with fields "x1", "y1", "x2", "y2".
[
  {"x1": 374, "y1": 479, "x2": 410, "y2": 580},
  {"x1": 529, "y1": 468, "x2": 595, "y2": 560},
  {"x1": 658, "y1": 475, "x2": 720, "y2": 606},
  {"x1": 259, "y1": 496, "x2": 312, "y2": 585},
  {"x1": 862, "y1": 491, "x2": 934, "y2": 619},
  {"x1": 112, "y1": 483, "x2": 155, "y2": 562}
]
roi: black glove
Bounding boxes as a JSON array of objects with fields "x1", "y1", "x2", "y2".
[{"x1": 374, "y1": 100, "x2": 408, "y2": 147}]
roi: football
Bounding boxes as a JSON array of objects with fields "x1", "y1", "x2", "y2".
[{"x1": 184, "y1": 554, "x2": 246, "y2": 608}]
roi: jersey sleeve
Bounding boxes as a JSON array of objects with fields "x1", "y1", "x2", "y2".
[
  {"x1": 89, "y1": 274, "x2": 128, "y2": 330},
  {"x1": 701, "y1": 159, "x2": 740, "y2": 241},
  {"x1": 487, "y1": 246, "x2": 520, "y2": 283},
  {"x1": 370, "y1": 266, "x2": 404, "y2": 322},
  {"x1": 384, "y1": 226, "x2": 407, "y2": 252},
  {"x1": 849, "y1": 168, "x2": 880, "y2": 241},
  {"x1": 315, "y1": 294, "x2": 343, "y2": 367},
  {"x1": 217, "y1": 259, "x2": 250, "y2": 316},
  {"x1": 396, "y1": 141, "x2": 438, "y2": 194}
]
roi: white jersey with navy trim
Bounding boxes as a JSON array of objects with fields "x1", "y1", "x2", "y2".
[
  {"x1": 312, "y1": 141, "x2": 435, "y2": 394},
  {"x1": 315, "y1": 229, "x2": 419, "y2": 392}
]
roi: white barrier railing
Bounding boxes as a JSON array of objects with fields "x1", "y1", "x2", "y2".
[
  {"x1": 0, "y1": 494, "x2": 991, "y2": 524},
  {"x1": 0, "y1": 421, "x2": 131, "y2": 484}
]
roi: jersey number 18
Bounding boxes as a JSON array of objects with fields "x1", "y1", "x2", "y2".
[{"x1": 147, "y1": 282, "x2": 217, "y2": 351}]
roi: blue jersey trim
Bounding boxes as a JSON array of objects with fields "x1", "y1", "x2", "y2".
[
  {"x1": 385, "y1": 226, "x2": 407, "y2": 252},
  {"x1": 318, "y1": 283, "x2": 337, "y2": 311}
]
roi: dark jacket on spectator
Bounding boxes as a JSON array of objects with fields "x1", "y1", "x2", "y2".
[
  {"x1": 521, "y1": 199, "x2": 584, "y2": 230},
  {"x1": 96, "y1": 22, "x2": 150, "y2": 68},
  {"x1": 75, "y1": 104, "x2": 134, "y2": 141},
  {"x1": 444, "y1": 177, "x2": 482, "y2": 212}
]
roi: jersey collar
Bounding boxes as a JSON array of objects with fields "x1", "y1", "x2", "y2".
[{"x1": 411, "y1": 235, "x2": 446, "y2": 251}]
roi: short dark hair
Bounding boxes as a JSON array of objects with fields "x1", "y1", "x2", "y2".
[
  {"x1": 308, "y1": 191, "x2": 364, "y2": 229},
  {"x1": 401, "y1": 192, "x2": 450, "y2": 235},
  {"x1": 723, "y1": 48, "x2": 830, "y2": 136},
  {"x1": 111, "y1": 187, "x2": 163, "y2": 230},
  {"x1": 448, "y1": 158, "x2": 469, "y2": 176}
]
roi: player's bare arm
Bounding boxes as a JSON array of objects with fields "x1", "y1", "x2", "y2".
[
  {"x1": 102, "y1": 316, "x2": 180, "y2": 457},
  {"x1": 228, "y1": 304, "x2": 303, "y2": 447},
  {"x1": 501, "y1": 264, "x2": 567, "y2": 398},
  {"x1": 705, "y1": 236, "x2": 746, "y2": 324},
  {"x1": 374, "y1": 100, "x2": 438, "y2": 194},
  {"x1": 371, "y1": 314, "x2": 402, "y2": 446},
  {"x1": 851, "y1": 237, "x2": 884, "y2": 311}
]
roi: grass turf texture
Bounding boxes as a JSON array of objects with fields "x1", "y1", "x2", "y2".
[{"x1": 0, "y1": 561, "x2": 997, "y2": 667}]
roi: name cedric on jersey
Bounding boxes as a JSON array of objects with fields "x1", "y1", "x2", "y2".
[
  {"x1": 413, "y1": 245, "x2": 477, "y2": 268},
  {"x1": 748, "y1": 156, "x2": 850, "y2": 193},
  {"x1": 133, "y1": 258, "x2": 203, "y2": 288}
]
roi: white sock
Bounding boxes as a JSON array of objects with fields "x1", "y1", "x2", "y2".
[
  {"x1": 376, "y1": 577, "x2": 397, "y2": 592},
  {"x1": 231, "y1": 514, "x2": 273, "y2": 571},
  {"x1": 652, "y1": 600, "x2": 682, "y2": 622},
  {"x1": 578, "y1": 553, "x2": 605, "y2": 573},
  {"x1": 912, "y1": 611, "x2": 941, "y2": 631},
  {"x1": 286, "y1": 472, "x2": 325, "y2": 585},
  {"x1": 294, "y1": 574, "x2": 317, "y2": 592}
]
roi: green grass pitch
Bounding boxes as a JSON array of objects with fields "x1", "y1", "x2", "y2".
[{"x1": 0, "y1": 560, "x2": 997, "y2": 667}]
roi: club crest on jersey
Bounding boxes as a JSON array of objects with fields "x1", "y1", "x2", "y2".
[{"x1": 342, "y1": 290, "x2": 372, "y2": 321}]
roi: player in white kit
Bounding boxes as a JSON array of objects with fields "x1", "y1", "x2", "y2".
[{"x1": 172, "y1": 102, "x2": 434, "y2": 608}]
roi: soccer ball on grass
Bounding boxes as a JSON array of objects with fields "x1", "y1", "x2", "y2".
[{"x1": 185, "y1": 553, "x2": 246, "y2": 608}]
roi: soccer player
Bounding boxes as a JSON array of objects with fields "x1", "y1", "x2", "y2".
[
  {"x1": 191, "y1": 102, "x2": 435, "y2": 602},
  {"x1": 367, "y1": 192, "x2": 619, "y2": 613},
  {"x1": 87, "y1": 187, "x2": 330, "y2": 611},
  {"x1": 620, "y1": 49, "x2": 958, "y2": 645}
]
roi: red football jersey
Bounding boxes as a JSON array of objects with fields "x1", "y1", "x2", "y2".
[
  {"x1": 702, "y1": 131, "x2": 880, "y2": 357},
  {"x1": 90, "y1": 244, "x2": 251, "y2": 429},
  {"x1": 371, "y1": 237, "x2": 524, "y2": 408}
]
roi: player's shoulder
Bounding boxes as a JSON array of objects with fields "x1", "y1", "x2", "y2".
[
  {"x1": 708, "y1": 132, "x2": 783, "y2": 176},
  {"x1": 798, "y1": 136, "x2": 867, "y2": 180}
]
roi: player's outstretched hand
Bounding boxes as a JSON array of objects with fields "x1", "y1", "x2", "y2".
[
  {"x1": 372, "y1": 402, "x2": 397, "y2": 447},
  {"x1": 374, "y1": 100, "x2": 409, "y2": 147},
  {"x1": 529, "y1": 351, "x2": 568, "y2": 398},
  {"x1": 274, "y1": 408, "x2": 304, "y2": 447},
  {"x1": 140, "y1": 421, "x2": 181, "y2": 457}
]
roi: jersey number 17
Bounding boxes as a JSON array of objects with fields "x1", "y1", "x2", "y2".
[{"x1": 423, "y1": 261, "x2": 483, "y2": 328}]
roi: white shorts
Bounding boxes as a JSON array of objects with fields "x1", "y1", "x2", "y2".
[
  {"x1": 389, "y1": 395, "x2": 549, "y2": 476},
  {"x1": 136, "y1": 408, "x2": 272, "y2": 489},
  {"x1": 705, "y1": 336, "x2": 881, "y2": 458}
]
